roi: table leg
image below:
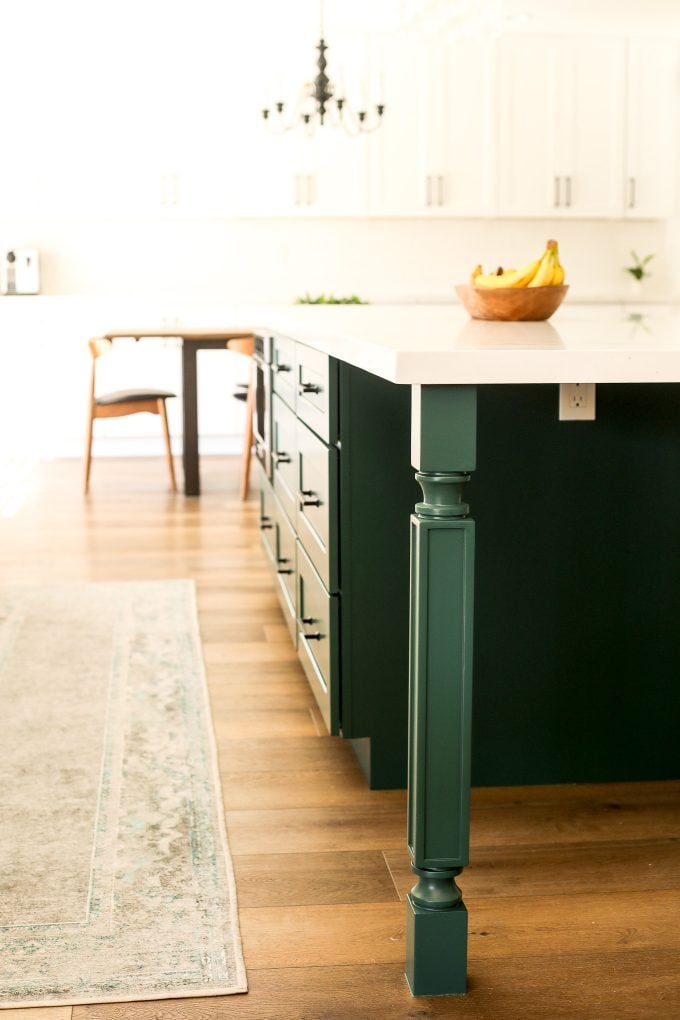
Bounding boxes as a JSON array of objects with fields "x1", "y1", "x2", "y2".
[
  {"x1": 181, "y1": 342, "x2": 200, "y2": 496},
  {"x1": 405, "y1": 384, "x2": 476, "y2": 996}
]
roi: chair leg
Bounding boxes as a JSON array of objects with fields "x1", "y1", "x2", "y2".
[
  {"x1": 83, "y1": 409, "x2": 94, "y2": 494},
  {"x1": 240, "y1": 367, "x2": 255, "y2": 501},
  {"x1": 158, "y1": 399, "x2": 178, "y2": 492}
]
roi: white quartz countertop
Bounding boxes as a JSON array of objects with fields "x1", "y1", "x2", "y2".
[
  {"x1": 257, "y1": 303, "x2": 680, "y2": 385},
  {"x1": 3, "y1": 297, "x2": 680, "y2": 386}
]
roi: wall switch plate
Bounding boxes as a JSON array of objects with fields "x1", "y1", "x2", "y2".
[{"x1": 559, "y1": 383, "x2": 596, "y2": 421}]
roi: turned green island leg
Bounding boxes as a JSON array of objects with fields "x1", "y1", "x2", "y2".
[{"x1": 405, "y1": 384, "x2": 476, "y2": 997}]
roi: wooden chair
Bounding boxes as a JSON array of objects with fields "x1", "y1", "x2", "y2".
[
  {"x1": 84, "y1": 337, "x2": 177, "y2": 493},
  {"x1": 233, "y1": 363, "x2": 255, "y2": 501}
]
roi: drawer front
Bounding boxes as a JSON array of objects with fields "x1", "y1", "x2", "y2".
[
  {"x1": 296, "y1": 418, "x2": 338, "y2": 592},
  {"x1": 274, "y1": 498, "x2": 297, "y2": 625},
  {"x1": 297, "y1": 540, "x2": 339, "y2": 735},
  {"x1": 296, "y1": 344, "x2": 335, "y2": 443},
  {"x1": 272, "y1": 393, "x2": 298, "y2": 526},
  {"x1": 272, "y1": 333, "x2": 297, "y2": 411},
  {"x1": 258, "y1": 472, "x2": 277, "y2": 563}
]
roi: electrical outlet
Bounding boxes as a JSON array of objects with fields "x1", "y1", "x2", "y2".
[{"x1": 559, "y1": 383, "x2": 596, "y2": 421}]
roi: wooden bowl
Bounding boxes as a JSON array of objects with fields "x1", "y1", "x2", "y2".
[{"x1": 455, "y1": 284, "x2": 569, "y2": 321}]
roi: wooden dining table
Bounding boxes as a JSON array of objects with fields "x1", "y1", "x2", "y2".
[{"x1": 101, "y1": 328, "x2": 255, "y2": 496}]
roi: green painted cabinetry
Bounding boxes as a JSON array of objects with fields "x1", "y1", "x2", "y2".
[{"x1": 259, "y1": 345, "x2": 680, "y2": 790}]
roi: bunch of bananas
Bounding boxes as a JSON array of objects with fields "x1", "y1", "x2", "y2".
[{"x1": 470, "y1": 240, "x2": 565, "y2": 289}]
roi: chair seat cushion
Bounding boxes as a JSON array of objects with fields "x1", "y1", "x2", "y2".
[{"x1": 95, "y1": 388, "x2": 176, "y2": 406}]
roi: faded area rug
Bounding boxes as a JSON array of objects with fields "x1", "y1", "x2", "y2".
[{"x1": 0, "y1": 580, "x2": 247, "y2": 1007}]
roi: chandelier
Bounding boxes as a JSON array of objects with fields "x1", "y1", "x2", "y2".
[{"x1": 261, "y1": 2, "x2": 385, "y2": 136}]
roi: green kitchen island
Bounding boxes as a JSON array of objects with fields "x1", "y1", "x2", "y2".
[{"x1": 253, "y1": 303, "x2": 680, "y2": 997}]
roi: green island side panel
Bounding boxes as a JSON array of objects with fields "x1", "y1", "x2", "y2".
[{"x1": 337, "y1": 369, "x2": 680, "y2": 787}]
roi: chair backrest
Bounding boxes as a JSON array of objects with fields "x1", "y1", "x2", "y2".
[{"x1": 87, "y1": 337, "x2": 113, "y2": 405}]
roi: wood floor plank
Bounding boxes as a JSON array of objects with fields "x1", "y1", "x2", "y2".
[
  {"x1": 216, "y1": 736, "x2": 359, "y2": 773},
  {"x1": 238, "y1": 902, "x2": 405, "y2": 969},
  {"x1": 213, "y1": 710, "x2": 318, "y2": 740},
  {"x1": 232, "y1": 851, "x2": 400, "y2": 908},
  {"x1": 218, "y1": 768, "x2": 407, "y2": 810},
  {"x1": 225, "y1": 804, "x2": 407, "y2": 855},
  {"x1": 384, "y1": 837, "x2": 680, "y2": 901}
]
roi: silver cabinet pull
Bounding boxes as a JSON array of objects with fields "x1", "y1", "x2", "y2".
[
  {"x1": 299, "y1": 489, "x2": 321, "y2": 508},
  {"x1": 628, "y1": 176, "x2": 636, "y2": 209},
  {"x1": 437, "y1": 175, "x2": 444, "y2": 206},
  {"x1": 564, "y1": 176, "x2": 572, "y2": 208},
  {"x1": 554, "y1": 176, "x2": 561, "y2": 207}
]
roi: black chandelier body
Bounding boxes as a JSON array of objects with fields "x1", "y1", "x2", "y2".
[{"x1": 262, "y1": 35, "x2": 385, "y2": 136}]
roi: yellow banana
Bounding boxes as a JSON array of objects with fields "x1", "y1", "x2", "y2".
[
  {"x1": 474, "y1": 257, "x2": 542, "y2": 289},
  {"x1": 552, "y1": 242, "x2": 565, "y2": 285},
  {"x1": 528, "y1": 241, "x2": 557, "y2": 288},
  {"x1": 469, "y1": 264, "x2": 483, "y2": 285}
]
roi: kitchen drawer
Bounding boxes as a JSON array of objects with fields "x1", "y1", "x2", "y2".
[
  {"x1": 297, "y1": 540, "x2": 339, "y2": 735},
  {"x1": 296, "y1": 418, "x2": 338, "y2": 593},
  {"x1": 296, "y1": 344, "x2": 337, "y2": 443},
  {"x1": 272, "y1": 333, "x2": 297, "y2": 411},
  {"x1": 274, "y1": 497, "x2": 297, "y2": 640},
  {"x1": 258, "y1": 470, "x2": 277, "y2": 564},
  {"x1": 272, "y1": 393, "x2": 298, "y2": 526}
]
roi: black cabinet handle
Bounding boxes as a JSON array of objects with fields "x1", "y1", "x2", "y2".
[
  {"x1": 301, "y1": 628, "x2": 323, "y2": 641},
  {"x1": 298, "y1": 490, "x2": 321, "y2": 508},
  {"x1": 273, "y1": 451, "x2": 291, "y2": 465},
  {"x1": 275, "y1": 363, "x2": 291, "y2": 373},
  {"x1": 302, "y1": 617, "x2": 315, "y2": 625},
  {"x1": 260, "y1": 517, "x2": 273, "y2": 530},
  {"x1": 300, "y1": 382, "x2": 321, "y2": 395}
]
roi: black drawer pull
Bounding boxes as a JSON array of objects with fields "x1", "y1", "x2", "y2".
[
  {"x1": 301, "y1": 617, "x2": 323, "y2": 640},
  {"x1": 275, "y1": 363, "x2": 291, "y2": 373},
  {"x1": 277, "y1": 567, "x2": 294, "y2": 575},
  {"x1": 260, "y1": 517, "x2": 274, "y2": 530},
  {"x1": 300, "y1": 382, "x2": 321, "y2": 395},
  {"x1": 277, "y1": 557, "x2": 293, "y2": 575},
  {"x1": 299, "y1": 490, "x2": 321, "y2": 508},
  {"x1": 273, "y1": 451, "x2": 291, "y2": 465}
]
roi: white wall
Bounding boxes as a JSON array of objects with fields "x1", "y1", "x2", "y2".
[{"x1": 0, "y1": 214, "x2": 672, "y2": 304}]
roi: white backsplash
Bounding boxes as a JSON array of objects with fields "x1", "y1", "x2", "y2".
[{"x1": 0, "y1": 215, "x2": 673, "y2": 305}]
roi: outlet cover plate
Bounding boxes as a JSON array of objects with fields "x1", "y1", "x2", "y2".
[{"x1": 559, "y1": 383, "x2": 596, "y2": 421}]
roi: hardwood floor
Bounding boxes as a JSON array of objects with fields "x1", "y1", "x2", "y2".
[{"x1": 2, "y1": 456, "x2": 680, "y2": 1019}]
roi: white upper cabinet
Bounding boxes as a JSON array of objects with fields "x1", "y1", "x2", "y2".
[
  {"x1": 624, "y1": 38, "x2": 680, "y2": 219},
  {"x1": 368, "y1": 31, "x2": 493, "y2": 216},
  {"x1": 497, "y1": 35, "x2": 626, "y2": 218}
]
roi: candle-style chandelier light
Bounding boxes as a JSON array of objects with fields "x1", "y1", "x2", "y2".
[{"x1": 261, "y1": 1, "x2": 385, "y2": 136}]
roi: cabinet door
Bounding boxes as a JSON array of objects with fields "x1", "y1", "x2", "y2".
[
  {"x1": 497, "y1": 34, "x2": 625, "y2": 218},
  {"x1": 557, "y1": 37, "x2": 625, "y2": 218},
  {"x1": 367, "y1": 36, "x2": 422, "y2": 215},
  {"x1": 625, "y1": 39, "x2": 680, "y2": 219},
  {"x1": 439, "y1": 33, "x2": 495, "y2": 215},
  {"x1": 497, "y1": 35, "x2": 558, "y2": 217}
]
